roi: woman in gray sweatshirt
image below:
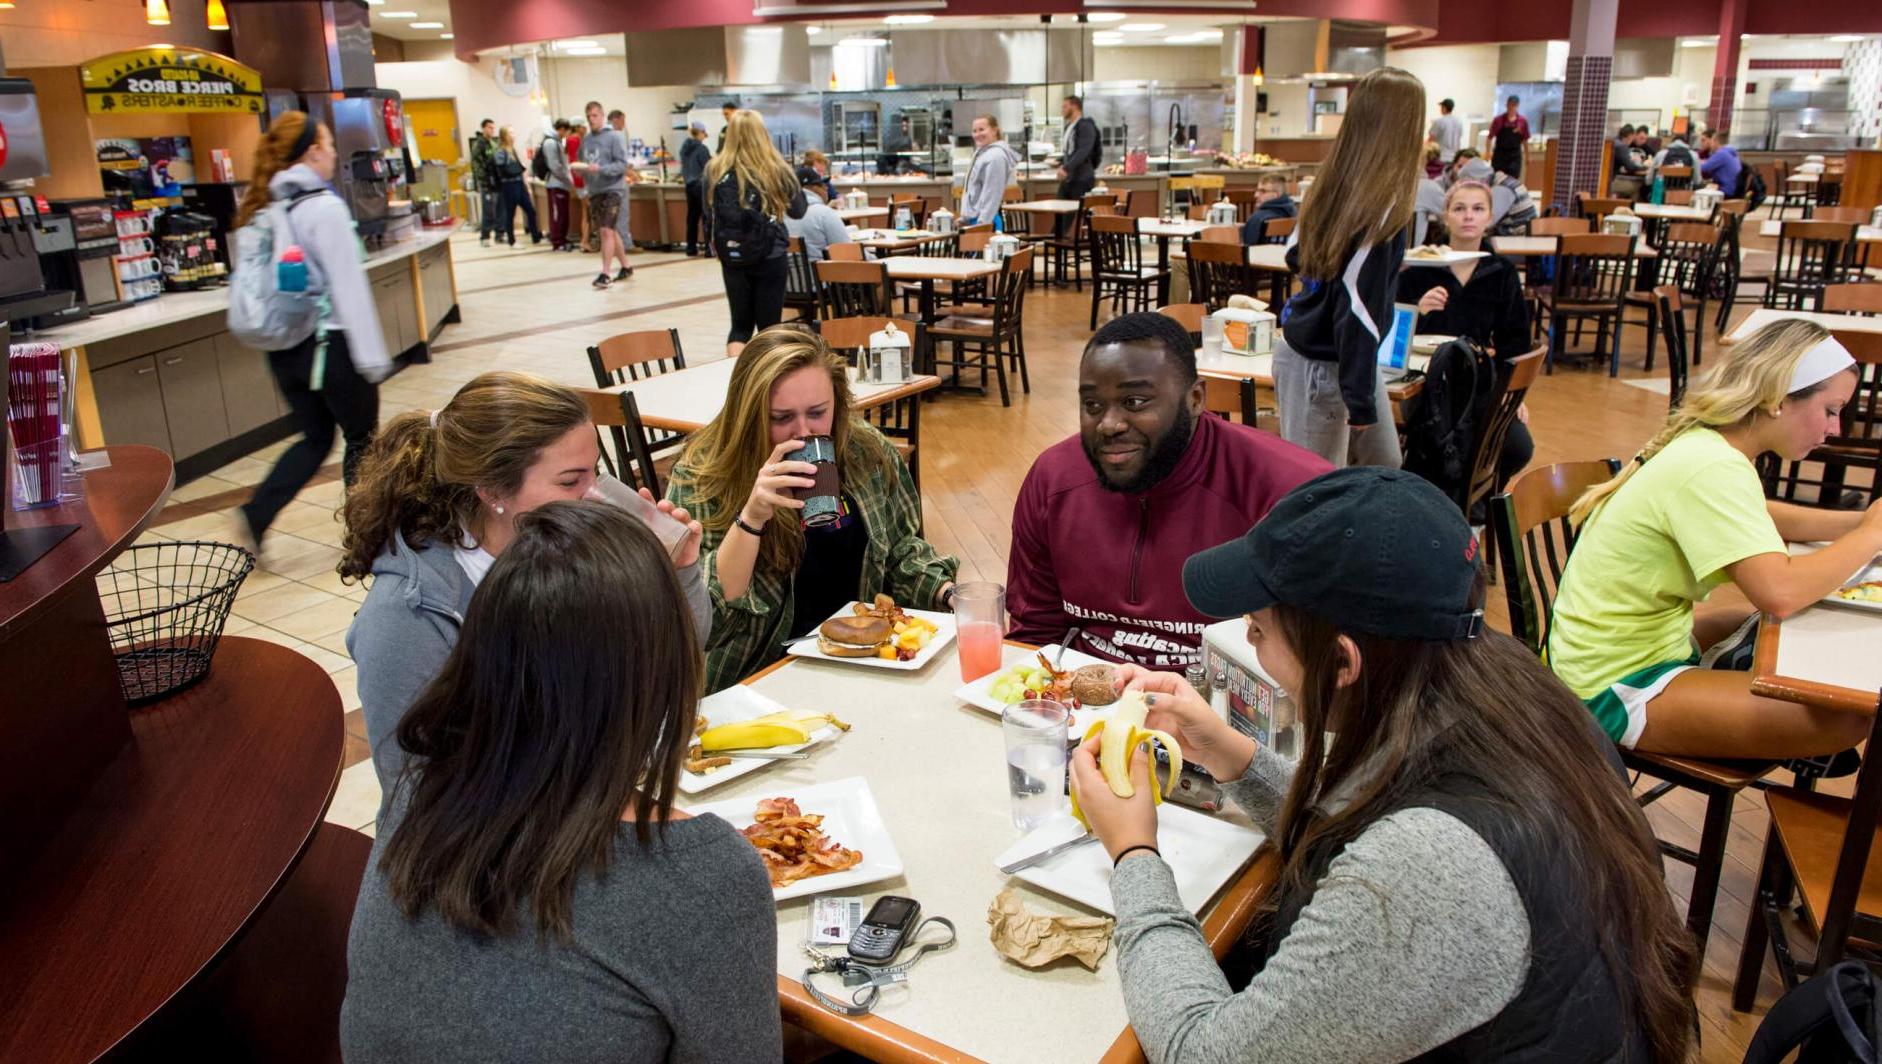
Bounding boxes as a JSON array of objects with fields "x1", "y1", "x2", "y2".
[
  {"x1": 1071, "y1": 467, "x2": 1697, "y2": 1063},
  {"x1": 961, "y1": 113, "x2": 1019, "y2": 227},
  {"x1": 342, "y1": 371, "x2": 710, "y2": 793}
]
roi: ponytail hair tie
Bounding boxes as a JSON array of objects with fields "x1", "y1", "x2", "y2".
[
  {"x1": 1632, "y1": 454, "x2": 1646, "y2": 466},
  {"x1": 428, "y1": 409, "x2": 442, "y2": 429}
]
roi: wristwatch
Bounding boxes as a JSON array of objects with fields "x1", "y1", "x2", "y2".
[
  {"x1": 940, "y1": 586, "x2": 956, "y2": 611},
  {"x1": 734, "y1": 513, "x2": 767, "y2": 538}
]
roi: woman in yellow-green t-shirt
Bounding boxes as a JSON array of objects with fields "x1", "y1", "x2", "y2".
[{"x1": 1549, "y1": 319, "x2": 1882, "y2": 760}]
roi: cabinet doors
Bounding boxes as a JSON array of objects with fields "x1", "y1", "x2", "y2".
[
  {"x1": 90, "y1": 355, "x2": 173, "y2": 453},
  {"x1": 155, "y1": 338, "x2": 232, "y2": 459},
  {"x1": 373, "y1": 275, "x2": 403, "y2": 360},
  {"x1": 214, "y1": 332, "x2": 285, "y2": 436},
  {"x1": 418, "y1": 246, "x2": 453, "y2": 337}
]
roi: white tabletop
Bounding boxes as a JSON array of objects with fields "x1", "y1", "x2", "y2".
[
  {"x1": 834, "y1": 207, "x2": 890, "y2": 223},
  {"x1": 881, "y1": 255, "x2": 1002, "y2": 281},
  {"x1": 690, "y1": 645, "x2": 1261, "y2": 1063},
  {"x1": 1197, "y1": 348, "x2": 1428, "y2": 389},
  {"x1": 1630, "y1": 203, "x2": 1713, "y2": 221},
  {"x1": 1758, "y1": 220, "x2": 1882, "y2": 243},
  {"x1": 1007, "y1": 199, "x2": 1082, "y2": 214},
  {"x1": 851, "y1": 229, "x2": 948, "y2": 248},
  {"x1": 1491, "y1": 235, "x2": 1660, "y2": 259},
  {"x1": 1787, "y1": 173, "x2": 1821, "y2": 184},
  {"x1": 1773, "y1": 602, "x2": 1882, "y2": 698},
  {"x1": 1138, "y1": 218, "x2": 1209, "y2": 238},
  {"x1": 605, "y1": 358, "x2": 937, "y2": 431},
  {"x1": 1727, "y1": 308, "x2": 1882, "y2": 343}
]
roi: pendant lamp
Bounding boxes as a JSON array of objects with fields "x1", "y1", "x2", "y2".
[
  {"x1": 146, "y1": 0, "x2": 171, "y2": 25},
  {"x1": 206, "y1": 0, "x2": 229, "y2": 30}
]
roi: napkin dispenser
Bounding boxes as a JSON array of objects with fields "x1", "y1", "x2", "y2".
[
  {"x1": 1211, "y1": 300, "x2": 1274, "y2": 357},
  {"x1": 1602, "y1": 213, "x2": 1642, "y2": 238},
  {"x1": 985, "y1": 233, "x2": 1021, "y2": 262},
  {"x1": 843, "y1": 188, "x2": 871, "y2": 211},
  {"x1": 928, "y1": 206, "x2": 954, "y2": 234},
  {"x1": 1692, "y1": 188, "x2": 1722, "y2": 213},
  {"x1": 1202, "y1": 618, "x2": 1299, "y2": 760},
  {"x1": 861, "y1": 322, "x2": 913, "y2": 384},
  {"x1": 1206, "y1": 199, "x2": 1238, "y2": 226}
]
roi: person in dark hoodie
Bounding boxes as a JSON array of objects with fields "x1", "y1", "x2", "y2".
[
  {"x1": 341, "y1": 371, "x2": 709, "y2": 793},
  {"x1": 1238, "y1": 174, "x2": 1298, "y2": 245},
  {"x1": 1276, "y1": 66, "x2": 1425, "y2": 468},
  {"x1": 233, "y1": 112, "x2": 392, "y2": 551},
  {"x1": 1006, "y1": 313, "x2": 1329, "y2": 670}
]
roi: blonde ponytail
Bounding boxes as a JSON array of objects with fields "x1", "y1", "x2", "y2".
[
  {"x1": 1569, "y1": 318, "x2": 1840, "y2": 526},
  {"x1": 234, "y1": 111, "x2": 321, "y2": 230}
]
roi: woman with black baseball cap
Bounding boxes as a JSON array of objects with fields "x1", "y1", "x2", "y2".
[{"x1": 1070, "y1": 467, "x2": 1695, "y2": 1063}]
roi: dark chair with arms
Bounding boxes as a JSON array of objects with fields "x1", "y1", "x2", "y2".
[
  {"x1": 585, "y1": 329, "x2": 689, "y2": 482},
  {"x1": 1490, "y1": 459, "x2": 1779, "y2": 960},
  {"x1": 784, "y1": 236, "x2": 820, "y2": 321},
  {"x1": 1088, "y1": 213, "x2": 1167, "y2": 329},
  {"x1": 1765, "y1": 220, "x2": 1859, "y2": 310},
  {"x1": 580, "y1": 388, "x2": 666, "y2": 495},
  {"x1": 815, "y1": 259, "x2": 894, "y2": 319},
  {"x1": 930, "y1": 248, "x2": 1033, "y2": 407},
  {"x1": 1461, "y1": 348, "x2": 1544, "y2": 523}
]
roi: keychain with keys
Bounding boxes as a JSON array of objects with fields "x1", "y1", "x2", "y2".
[{"x1": 801, "y1": 916, "x2": 956, "y2": 1016}]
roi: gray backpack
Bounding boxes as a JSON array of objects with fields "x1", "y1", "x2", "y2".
[{"x1": 227, "y1": 189, "x2": 325, "y2": 351}]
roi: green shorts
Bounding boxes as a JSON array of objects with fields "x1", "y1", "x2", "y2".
[{"x1": 1583, "y1": 655, "x2": 1701, "y2": 749}]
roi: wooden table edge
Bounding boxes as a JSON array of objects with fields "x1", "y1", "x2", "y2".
[
  {"x1": 1751, "y1": 611, "x2": 1882, "y2": 716},
  {"x1": 627, "y1": 376, "x2": 944, "y2": 434},
  {"x1": 739, "y1": 646, "x2": 1280, "y2": 1064}
]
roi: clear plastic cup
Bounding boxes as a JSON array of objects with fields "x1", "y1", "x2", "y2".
[
  {"x1": 1003, "y1": 698, "x2": 1069, "y2": 831},
  {"x1": 952, "y1": 581, "x2": 1006, "y2": 682}
]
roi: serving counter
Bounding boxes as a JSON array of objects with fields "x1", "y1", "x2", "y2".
[{"x1": 26, "y1": 227, "x2": 460, "y2": 484}]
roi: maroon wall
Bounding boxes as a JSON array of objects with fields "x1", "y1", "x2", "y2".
[{"x1": 1424, "y1": 0, "x2": 1882, "y2": 44}]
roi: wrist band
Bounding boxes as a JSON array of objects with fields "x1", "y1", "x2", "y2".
[
  {"x1": 734, "y1": 515, "x2": 766, "y2": 537},
  {"x1": 1113, "y1": 844, "x2": 1160, "y2": 867}
]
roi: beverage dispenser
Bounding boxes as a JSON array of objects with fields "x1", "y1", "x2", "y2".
[
  {"x1": 305, "y1": 88, "x2": 412, "y2": 241},
  {"x1": 0, "y1": 78, "x2": 77, "y2": 327}
]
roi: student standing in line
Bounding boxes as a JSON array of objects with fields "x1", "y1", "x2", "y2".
[
  {"x1": 607, "y1": 108, "x2": 637, "y2": 275},
  {"x1": 341, "y1": 501, "x2": 779, "y2": 1063},
  {"x1": 492, "y1": 127, "x2": 541, "y2": 247},
  {"x1": 1427, "y1": 97, "x2": 1463, "y2": 165},
  {"x1": 541, "y1": 119, "x2": 575, "y2": 252},
  {"x1": 1550, "y1": 319, "x2": 1881, "y2": 760},
  {"x1": 234, "y1": 112, "x2": 391, "y2": 549},
  {"x1": 470, "y1": 118, "x2": 498, "y2": 247},
  {"x1": 1072, "y1": 467, "x2": 1697, "y2": 1064},
  {"x1": 1487, "y1": 95, "x2": 1530, "y2": 178},
  {"x1": 707, "y1": 110, "x2": 807, "y2": 357},
  {"x1": 1274, "y1": 66, "x2": 1424, "y2": 468},
  {"x1": 680, "y1": 121, "x2": 712, "y2": 257},
  {"x1": 960, "y1": 114, "x2": 1019, "y2": 227},
  {"x1": 573, "y1": 101, "x2": 631, "y2": 289}
]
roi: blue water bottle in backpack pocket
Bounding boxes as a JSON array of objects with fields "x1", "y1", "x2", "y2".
[{"x1": 277, "y1": 245, "x2": 308, "y2": 293}]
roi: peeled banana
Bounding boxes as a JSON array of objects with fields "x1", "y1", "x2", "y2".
[
  {"x1": 697, "y1": 710, "x2": 851, "y2": 752},
  {"x1": 1071, "y1": 692, "x2": 1181, "y2": 825}
]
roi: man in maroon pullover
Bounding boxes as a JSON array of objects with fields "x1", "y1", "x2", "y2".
[{"x1": 1007, "y1": 313, "x2": 1330, "y2": 670}]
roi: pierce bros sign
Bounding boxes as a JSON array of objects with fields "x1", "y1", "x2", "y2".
[{"x1": 80, "y1": 48, "x2": 264, "y2": 115}]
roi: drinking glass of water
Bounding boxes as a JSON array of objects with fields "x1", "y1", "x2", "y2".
[{"x1": 1004, "y1": 698, "x2": 1069, "y2": 831}]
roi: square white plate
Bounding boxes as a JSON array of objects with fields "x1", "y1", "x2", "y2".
[
  {"x1": 999, "y1": 806, "x2": 1264, "y2": 917},
  {"x1": 787, "y1": 603, "x2": 957, "y2": 671},
  {"x1": 1823, "y1": 561, "x2": 1882, "y2": 614},
  {"x1": 1402, "y1": 249, "x2": 1489, "y2": 267},
  {"x1": 686, "y1": 777, "x2": 906, "y2": 902},
  {"x1": 679, "y1": 686, "x2": 844, "y2": 795},
  {"x1": 953, "y1": 643, "x2": 1119, "y2": 736}
]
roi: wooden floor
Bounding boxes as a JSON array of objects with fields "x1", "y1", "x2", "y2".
[{"x1": 910, "y1": 263, "x2": 1822, "y2": 1061}]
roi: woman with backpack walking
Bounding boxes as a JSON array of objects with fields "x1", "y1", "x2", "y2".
[
  {"x1": 707, "y1": 110, "x2": 806, "y2": 357},
  {"x1": 231, "y1": 111, "x2": 391, "y2": 551},
  {"x1": 494, "y1": 126, "x2": 541, "y2": 247}
]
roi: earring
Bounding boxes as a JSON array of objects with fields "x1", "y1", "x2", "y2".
[{"x1": 494, "y1": 505, "x2": 506, "y2": 515}]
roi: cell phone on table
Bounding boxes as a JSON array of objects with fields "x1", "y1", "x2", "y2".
[{"x1": 847, "y1": 895, "x2": 921, "y2": 964}]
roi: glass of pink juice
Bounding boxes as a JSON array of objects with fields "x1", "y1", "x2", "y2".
[{"x1": 951, "y1": 582, "x2": 1006, "y2": 682}]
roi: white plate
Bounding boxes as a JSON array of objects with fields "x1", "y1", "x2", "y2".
[
  {"x1": 678, "y1": 686, "x2": 844, "y2": 795},
  {"x1": 1411, "y1": 333, "x2": 1456, "y2": 355},
  {"x1": 1402, "y1": 249, "x2": 1489, "y2": 267},
  {"x1": 1000, "y1": 807, "x2": 1264, "y2": 917},
  {"x1": 953, "y1": 643, "x2": 1120, "y2": 735},
  {"x1": 787, "y1": 603, "x2": 956, "y2": 671},
  {"x1": 687, "y1": 777, "x2": 905, "y2": 902},
  {"x1": 1823, "y1": 561, "x2": 1882, "y2": 614}
]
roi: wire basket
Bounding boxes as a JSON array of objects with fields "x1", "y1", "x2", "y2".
[{"x1": 96, "y1": 540, "x2": 256, "y2": 705}]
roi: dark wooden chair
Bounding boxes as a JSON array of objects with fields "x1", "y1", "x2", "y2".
[
  {"x1": 1203, "y1": 376, "x2": 1261, "y2": 428},
  {"x1": 1575, "y1": 194, "x2": 1630, "y2": 225},
  {"x1": 1223, "y1": 187, "x2": 1257, "y2": 221},
  {"x1": 1260, "y1": 216, "x2": 1296, "y2": 244},
  {"x1": 784, "y1": 236, "x2": 820, "y2": 321},
  {"x1": 1732, "y1": 686, "x2": 1882, "y2": 1012},
  {"x1": 1460, "y1": 348, "x2": 1544, "y2": 521},
  {"x1": 930, "y1": 247, "x2": 1033, "y2": 406},
  {"x1": 1124, "y1": 188, "x2": 1160, "y2": 219},
  {"x1": 1199, "y1": 225, "x2": 1241, "y2": 244},
  {"x1": 1187, "y1": 240, "x2": 1267, "y2": 313},
  {"x1": 1545, "y1": 233, "x2": 1636, "y2": 376},
  {"x1": 815, "y1": 259, "x2": 894, "y2": 319},
  {"x1": 826, "y1": 242, "x2": 866, "y2": 262},
  {"x1": 812, "y1": 316, "x2": 928, "y2": 500},
  {"x1": 1713, "y1": 199, "x2": 1760, "y2": 333},
  {"x1": 1654, "y1": 285, "x2": 1691, "y2": 411},
  {"x1": 1043, "y1": 195, "x2": 1107, "y2": 291},
  {"x1": 1631, "y1": 222, "x2": 1719, "y2": 371},
  {"x1": 581, "y1": 388, "x2": 666, "y2": 495},
  {"x1": 1823, "y1": 282, "x2": 1882, "y2": 316},
  {"x1": 1662, "y1": 187, "x2": 1695, "y2": 206},
  {"x1": 1088, "y1": 213, "x2": 1167, "y2": 329},
  {"x1": 1520, "y1": 218, "x2": 1592, "y2": 338},
  {"x1": 1657, "y1": 163, "x2": 1694, "y2": 192},
  {"x1": 1156, "y1": 302, "x2": 1206, "y2": 344},
  {"x1": 1765, "y1": 220, "x2": 1859, "y2": 310},
  {"x1": 587, "y1": 327, "x2": 686, "y2": 389},
  {"x1": 1490, "y1": 458, "x2": 1777, "y2": 960}
]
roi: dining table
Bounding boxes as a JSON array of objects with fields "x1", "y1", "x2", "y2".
[
  {"x1": 836, "y1": 206, "x2": 892, "y2": 225},
  {"x1": 1726, "y1": 308, "x2": 1882, "y2": 344},
  {"x1": 603, "y1": 357, "x2": 941, "y2": 433},
  {"x1": 1490, "y1": 235, "x2": 1661, "y2": 259},
  {"x1": 881, "y1": 254, "x2": 1004, "y2": 325},
  {"x1": 1196, "y1": 347, "x2": 1429, "y2": 419},
  {"x1": 1758, "y1": 220, "x2": 1882, "y2": 244},
  {"x1": 1752, "y1": 588, "x2": 1882, "y2": 717},
  {"x1": 1629, "y1": 203, "x2": 1714, "y2": 222},
  {"x1": 1138, "y1": 218, "x2": 1209, "y2": 304},
  {"x1": 683, "y1": 642, "x2": 1276, "y2": 1064},
  {"x1": 853, "y1": 229, "x2": 953, "y2": 256}
]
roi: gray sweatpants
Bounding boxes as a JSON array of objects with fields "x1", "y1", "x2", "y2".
[{"x1": 1272, "y1": 340, "x2": 1401, "y2": 468}]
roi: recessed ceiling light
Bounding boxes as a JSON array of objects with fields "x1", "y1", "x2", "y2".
[
  {"x1": 806, "y1": 25, "x2": 822, "y2": 34},
  {"x1": 837, "y1": 35, "x2": 888, "y2": 46},
  {"x1": 378, "y1": 10, "x2": 416, "y2": 17},
  {"x1": 410, "y1": 21, "x2": 442, "y2": 28},
  {"x1": 1679, "y1": 39, "x2": 1714, "y2": 47},
  {"x1": 364, "y1": 0, "x2": 384, "y2": 5},
  {"x1": 554, "y1": 39, "x2": 599, "y2": 49},
  {"x1": 1087, "y1": 12, "x2": 1126, "y2": 22},
  {"x1": 440, "y1": 32, "x2": 453, "y2": 38},
  {"x1": 1829, "y1": 34, "x2": 1868, "y2": 42},
  {"x1": 1119, "y1": 22, "x2": 1165, "y2": 33},
  {"x1": 885, "y1": 13, "x2": 932, "y2": 24}
]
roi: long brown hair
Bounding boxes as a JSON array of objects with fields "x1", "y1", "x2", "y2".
[
  {"x1": 1266, "y1": 597, "x2": 1696, "y2": 1060},
  {"x1": 668, "y1": 326, "x2": 884, "y2": 572},
  {"x1": 339, "y1": 371, "x2": 591, "y2": 580},
  {"x1": 706, "y1": 110, "x2": 800, "y2": 219},
  {"x1": 234, "y1": 111, "x2": 324, "y2": 229},
  {"x1": 1295, "y1": 67, "x2": 1426, "y2": 280},
  {"x1": 379, "y1": 500, "x2": 703, "y2": 939}
]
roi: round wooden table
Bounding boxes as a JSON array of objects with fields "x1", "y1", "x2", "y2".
[{"x1": 0, "y1": 636, "x2": 343, "y2": 1062}]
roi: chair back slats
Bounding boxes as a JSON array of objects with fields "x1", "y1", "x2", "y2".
[
  {"x1": 815, "y1": 259, "x2": 893, "y2": 318},
  {"x1": 1528, "y1": 216, "x2": 1592, "y2": 237},
  {"x1": 1261, "y1": 216, "x2": 1296, "y2": 244},
  {"x1": 1654, "y1": 285, "x2": 1689, "y2": 409},
  {"x1": 1552, "y1": 234, "x2": 1636, "y2": 306},
  {"x1": 1187, "y1": 240, "x2": 1262, "y2": 311},
  {"x1": 784, "y1": 239, "x2": 820, "y2": 315},
  {"x1": 990, "y1": 248, "x2": 1034, "y2": 337},
  {"x1": 1463, "y1": 349, "x2": 1544, "y2": 515},
  {"x1": 1090, "y1": 213, "x2": 1143, "y2": 277},
  {"x1": 1125, "y1": 189, "x2": 1159, "y2": 219},
  {"x1": 1772, "y1": 221, "x2": 1859, "y2": 308},
  {"x1": 1823, "y1": 283, "x2": 1882, "y2": 316},
  {"x1": 587, "y1": 328, "x2": 687, "y2": 388},
  {"x1": 1489, "y1": 458, "x2": 1625, "y2": 653},
  {"x1": 1658, "y1": 164, "x2": 1694, "y2": 192},
  {"x1": 1202, "y1": 377, "x2": 1260, "y2": 427},
  {"x1": 579, "y1": 389, "x2": 667, "y2": 495}
]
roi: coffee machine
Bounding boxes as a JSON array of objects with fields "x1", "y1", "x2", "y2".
[
  {"x1": 0, "y1": 79, "x2": 77, "y2": 328},
  {"x1": 179, "y1": 182, "x2": 247, "y2": 271},
  {"x1": 40, "y1": 201, "x2": 125, "y2": 320}
]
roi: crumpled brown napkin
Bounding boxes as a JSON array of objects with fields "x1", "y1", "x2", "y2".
[{"x1": 987, "y1": 887, "x2": 1114, "y2": 970}]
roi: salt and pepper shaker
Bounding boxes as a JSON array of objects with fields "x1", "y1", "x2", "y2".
[
  {"x1": 1184, "y1": 662, "x2": 1209, "y2": 701},
  {"x1": 1210, "y1": 667, "x2": 1230, "y2": 723}
]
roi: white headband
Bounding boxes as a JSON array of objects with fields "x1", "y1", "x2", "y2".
[{"x1": 1790, "y1": 336, "x2": 1857, "y2": 394}]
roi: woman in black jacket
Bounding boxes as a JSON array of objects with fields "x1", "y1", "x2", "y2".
[
  {"x1": 1396, "y1": 179, "x2": 1535, "y2": 482},
  {"x1": 708, "y1": 110, "x2": 807, "y2": 357}
]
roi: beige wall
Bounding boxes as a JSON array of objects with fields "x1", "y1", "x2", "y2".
[
  {"x1": 375, "y1": 57, "x2": 550, "y2": 162},
  {"x1": 1092, "y1": 45, "x2": 1219, "y2": 84},
  {"x1": 1, "y1": 0, "x2": 229, "y2": 70},
  {"x1": 541, "y1": 56, "x2": 695, "y2": 154},
  {"x1": 1386, "y1": 43, "x2": 1504, "y2": 144}
]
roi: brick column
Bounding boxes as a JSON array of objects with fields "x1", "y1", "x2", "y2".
[
  {"x1": 1549, "y1": 0, "x2": 1618, "y2": 215},
  {"x1": 1708, "y1": 0, "x2": 1748, "y2": 132}
]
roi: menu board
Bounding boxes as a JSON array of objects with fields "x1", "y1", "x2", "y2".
[
  {"x1": 96, "y1": 138, "x2": 195, "y2": 205},
  {"x1": 79, "y1": 47, "x2": 264, "y2": 115}
]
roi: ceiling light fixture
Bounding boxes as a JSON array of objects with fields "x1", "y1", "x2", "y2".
[
  {"x1": 365, "y1": 0, "x2": 384, "y2": 4},
  {"x1": 1829, "y1": 34, "x2": 1868, "y2": 42},
  {"x1": 378, "y1": 10, "x2": 417, "y2": 18},
  {"x1": 146, "y1": 0, "x2": 170, "y2": 24},
  {"x1": 1678, "y1": 39, "x2": 1714, "y2": 47},
  {"x1": 554, "y1": 39, "x2": 599, "y2": 49},
  {"x1": 205, "y1": 0, "x2": 229, "y2": 28},
  {"x1": 885, "y1": 13, "x2": 932, "y2": 23},
  {"x1": 1118, "y1": 22, "x2": 1165, "y2": 32},
  {"x1": 440, "y1": 32, "x2": 453, "y2": 38},
  {"x1": 837, "y1": 35, "x2": 888, "y2": 46},
  {"x1": 410, "y1": 21, "x2": 442, "y2": 28},
  {"x1": 806, "y1": 25, "x2": 822, "y2": 34},
  {"x1": 1087, "y1": 12, "x2": 1127, "y2": 21}
]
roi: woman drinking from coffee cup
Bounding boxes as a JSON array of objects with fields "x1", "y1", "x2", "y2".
[{"x1": 665, "y1": 325, "x2": 958, "y2": 690}]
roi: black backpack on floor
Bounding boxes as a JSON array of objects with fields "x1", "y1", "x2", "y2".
[
  {"x1": 1401, "y1": 337, "x2": 1497, "y2": 509},
  {"x1": 1739, "y1": 165, "x2": 1768, "y2": 212},
  {"x1": 1745, "y1": 962, "x2": 1882, "y2": 1063}
]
